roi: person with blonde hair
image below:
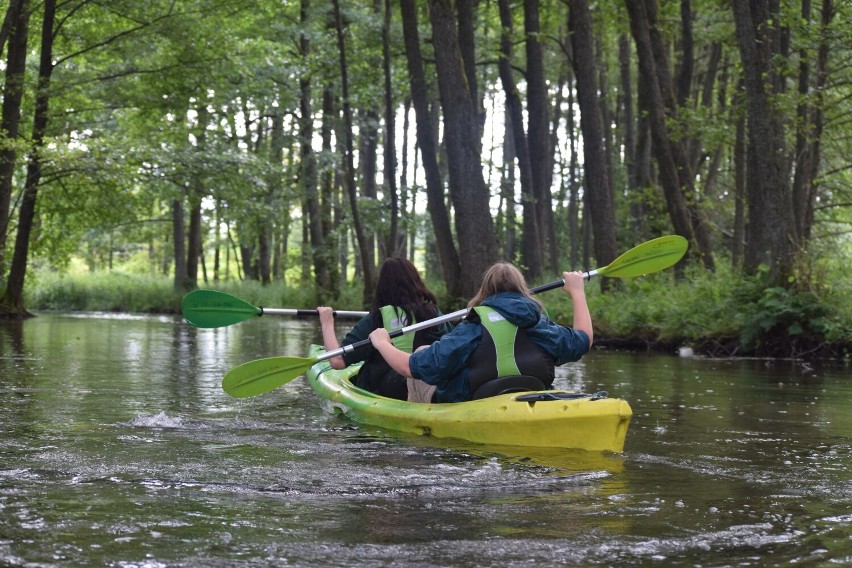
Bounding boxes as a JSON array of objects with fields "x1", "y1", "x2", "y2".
[{"x1": 369, "y1": 263, "x2": 592, "y2": 403}]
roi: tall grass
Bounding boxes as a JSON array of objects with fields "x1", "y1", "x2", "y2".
[
  {"x1": 25, "y1": 263, "x2": 852, "y2": 358},
  {"x1": 26, "y1": 271, "x2": 183, "y2": 313},
  {"x1": 25, "y1": 270, "x2": 368, "y2": 314}
]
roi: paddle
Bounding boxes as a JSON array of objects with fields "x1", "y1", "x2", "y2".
[
  {"x1": 222, "y1": 234, "x2": 688, "y2": 398},
  {"x1": 528, "y1": 234, "x2": 689, "y2": 293},
  {"x1": 181, "y1": 289, "x2": 368, "y2": 329}
]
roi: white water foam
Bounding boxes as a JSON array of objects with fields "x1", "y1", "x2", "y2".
[{"x1": 126, "y1": 411, "x2": 186, "y2": 429}]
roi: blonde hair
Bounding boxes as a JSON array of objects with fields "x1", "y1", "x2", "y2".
[{"x1": 467, "y1": 263, "x2": 545, "y2": 310}]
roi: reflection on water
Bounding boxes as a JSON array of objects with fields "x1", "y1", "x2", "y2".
[{"x1": 0, "y1": 313, "x2": 849, "y2": 566}]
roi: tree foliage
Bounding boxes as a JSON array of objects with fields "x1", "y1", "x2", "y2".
[{"x1": 0, "y1": 0, "x2": 849, "y2": 333}]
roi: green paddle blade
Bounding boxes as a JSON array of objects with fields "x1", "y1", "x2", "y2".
[
  {"x1": 182, "y1": 290, "x2": 260, "y2": 328},
  {"x1": 222, "y1": 355, "x2": 318, "y2": 398},
  {"x1": 597, "y1": 235, "x2": 688, "y2": 278}
]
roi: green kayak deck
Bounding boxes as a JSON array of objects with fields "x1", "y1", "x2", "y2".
[{"x1": 305, "y1": 345, "x2": 632, "y2": 452}]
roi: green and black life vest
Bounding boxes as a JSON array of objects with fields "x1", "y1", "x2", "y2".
[
  {"x1": 379, "y1": 305, "x2": 415, "y2": 353},
  {"x1": 353, "y1": 305, "x2": 418, "y2": 400},
  {"x1": 466, "y1": 306, "x2": 555, "y2": 396}
]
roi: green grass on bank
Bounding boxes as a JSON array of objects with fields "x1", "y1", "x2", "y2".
[
  {"x1": 572, "y1": 262, "x2": 852, "y2": 358},
  {"x1": 24, "y1": 263, "x2": 852, "y2": 359},
  {"x1": 24, "y1": 270, "x2": 367, "y2": 315},
  {"x1": 26, "y1": 271, "x2": 182, "y2": 313}
]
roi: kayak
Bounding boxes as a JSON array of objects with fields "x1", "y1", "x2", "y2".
[{"x1": 304, "y1": 345, "x2": 632, "y2": 453}]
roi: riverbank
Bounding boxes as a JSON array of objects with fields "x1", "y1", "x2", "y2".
[{"x1": 22, "y1": 266, "x2": 852, "y2": 361}]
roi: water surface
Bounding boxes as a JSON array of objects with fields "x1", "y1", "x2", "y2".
[{"x1": 1, "y1": 313, "x2": 849, "y2": 566}]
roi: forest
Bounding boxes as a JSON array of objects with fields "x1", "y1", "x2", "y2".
[{"x1": 0, "y1": 0, "x2": 850, "y2": 358}]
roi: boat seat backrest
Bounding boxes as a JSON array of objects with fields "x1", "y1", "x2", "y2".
[{"x1": 470, "y1": 375, "x2": 548, "y2": 400}]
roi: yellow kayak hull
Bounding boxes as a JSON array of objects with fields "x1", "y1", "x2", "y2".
[{"x1": 305, "y1": 346, "x2": 632, "y2": 453}]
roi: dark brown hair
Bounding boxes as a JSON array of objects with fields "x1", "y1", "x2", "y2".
[{"x1": 371, "y1": 258, "x2": 439, "y2": 325}]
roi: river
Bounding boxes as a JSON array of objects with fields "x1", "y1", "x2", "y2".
[{"x1": 1, "y1": 312, "x2": 849, "y2": 566}]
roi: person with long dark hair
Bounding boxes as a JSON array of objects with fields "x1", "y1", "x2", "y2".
[
  {"x1": 368, "y1": 263, "x2": 592, "y2": 403},
  {"x1": 317, "y1": 258, "x2": 450, "y2": 401}
]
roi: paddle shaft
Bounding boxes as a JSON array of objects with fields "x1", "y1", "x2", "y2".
[
  {"x1": 262, "y1": 307, "x2": 368, "y2": 318},
  {"x1": 529, "y1": 272, "x2": 595, "y2": 294},
  {"x1": 315, "y1": 308, "x2": 471, "y2": 364}
]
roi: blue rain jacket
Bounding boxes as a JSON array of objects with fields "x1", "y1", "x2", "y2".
[{"x1": 409, "y1": 291, "x2": 590, "y2": 402}]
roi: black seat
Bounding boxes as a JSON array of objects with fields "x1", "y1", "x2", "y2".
[{"x1": 470, "y1": 375, "x2": 548, "y2": 400}]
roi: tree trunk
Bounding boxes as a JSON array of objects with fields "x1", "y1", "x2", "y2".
[
  {"x1": 634, "y1": 69, "x2": 652, "y2": 232},
  {"x1": 501, "y1": 110, "x2": 517, "y2": 261},
  {"x1": 0, "y1": 0, "x2": 54, "y2": 317},
  {"x1": 524, "y1": 0, "x2": 556, "y2": 278},
  {"x1": 332, "y1": 0, "x2": 375, "y2": 306},
  {"x1": 497, "y1": 0, "x2": 541, "y2": 279},
  {"x1": 675, "y1": 0, "x2": 694, "y2": 107},
  {"x1": 187, "y1": 190, "x2": 203, "y2": 286},
  {"x1": 649, "y1": 0, "x2": 715, "y2": 271},
  {"x1": 456, "y1": 0, "x2": 483, "y2": 133},
  {"x1": 359, "y1": 108, "x2": 379, "y2": 265},
  {"x1": 398, "y1": 96, "x2": 412, "y2": 259},
  {"x1": 792, "y1": 0, "x2": 831, "y2": 243},
  {"x1": 0, "y1": 0, "x2": 26, "y2": 55},
  {"x1": 690, "y1": 42, "x2": 722, "y2": 175},
  {"x1": 240, "y1": 241, "x2": 256, "y2": 281},
  {"x1": 266, "y1": 109, "x2": 285, "y2": 283},
  {"x1": 619, "y1": 33, "x2": 643, "y2": 237},
  {"x1": 0, "y1": 0, "x2": 29, "y2": 281},
  {"x1": 566, "y1": 73, "x2": 580, "y2": 269},
  {"x1": 429, "y1": 0, "x2": 499, "y2": 297},
  {"x1": 732, "y1": 0, "x2": 797, "y2": 283},
  {"x1": 399, "y1": 0, "x2": 462, "y2": 298},
  {"x1": 382, "y1": 0, "x2": 402, "y2": 259},
  {"x1": 548, "y1": 68, "x2": 567, "y2": 265},
  {"x1": 299, "y1": 1, "x2": 331, "y2": 299},
  {"x1": 321, "y1": 85, "x2": 340, "y2": 297},
  {"x1": 625, "y1": 0, "x2": 715, "y2": 270},
  {"x1": 172, "y1": 199, "x2": 188, "y2": 290},
  {"x1": 186, "y1": 107, "x2": 207, "y2": 289},
  {"x1": 732, "y1": 84, "x2": 746, "y2": 268},
  {"x1": 213, "y1": 201, "x2": 222, "y2": 282},
  {"x1": 568, "y1": 0, "x2": 619, "y2": 284}
]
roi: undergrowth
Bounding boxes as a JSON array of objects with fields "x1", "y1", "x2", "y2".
[{"x1": 24, "y1": 262, "x2": 852, "y2": 360}]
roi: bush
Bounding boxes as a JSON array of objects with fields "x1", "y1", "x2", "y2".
[{"x1": 545, "y1": 261, "x2": 851, "y2": 359}]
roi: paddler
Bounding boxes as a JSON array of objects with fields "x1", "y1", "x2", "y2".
[
  {"x1": 317, "y1": 257, "x2": 451, "y2": 401},
  {"x1": 369, "y1": 263, "x2": 592, "y2": 403}
]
